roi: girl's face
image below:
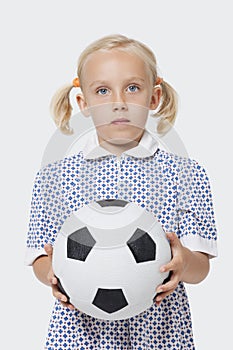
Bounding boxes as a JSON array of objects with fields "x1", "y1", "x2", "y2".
[{"x1": 77, "y1": 49, "x2": 161, "y2": 149}]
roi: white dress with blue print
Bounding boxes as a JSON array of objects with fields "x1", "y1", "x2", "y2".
[{"x1": 26, "y1": 143, "x2": 217, "y2": 350}]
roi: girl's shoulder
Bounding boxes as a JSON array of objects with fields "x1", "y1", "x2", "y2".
[
  {"x1": 35, "y1": 151, "x2": 85, "y2": 179},
  {"x1": 155, "y1": 149, "x2": 208, "y2": 178}
]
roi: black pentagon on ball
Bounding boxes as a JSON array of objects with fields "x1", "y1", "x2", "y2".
[
  {"x1": 127, "y1": 228, "x2": 156, "y2": 263},
  {"x1": 67, "y1": 227, "x2": 96, "y2": 261},
  {"x1": 96, "y1": 199, "x2": 128, "y2": 207},
  {"x1": 92, "y1": 288, "x2": 128, "y2": 313}
]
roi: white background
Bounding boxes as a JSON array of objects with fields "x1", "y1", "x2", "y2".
[{"x1": 0, "y1": 1, "x2": 232, "y2": 349}]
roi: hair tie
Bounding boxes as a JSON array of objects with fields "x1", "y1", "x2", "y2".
[
  {"x1": 155, "y1": 77, "x2": 163, "y2": 86},
  {"x1": 73, "y1": 77, "x2": 80, "y2": 88}
]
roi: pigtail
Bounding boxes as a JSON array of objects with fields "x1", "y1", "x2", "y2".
[
  {"x1": 50, "y1": 83, "x2": 74, "y2": 134},
  {"x1": 153, "y1": 80, "x2": 178, "y2": 135}
]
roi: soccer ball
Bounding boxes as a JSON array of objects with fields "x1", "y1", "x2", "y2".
[{"x1": 52, "y1": 199, "x2": 171, "y2": 320}]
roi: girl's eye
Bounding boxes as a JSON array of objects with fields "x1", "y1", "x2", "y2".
[
  {"x1": 97, "y1": 88, "x2": 109, "y2": 95},
  {"x1": 127, "y1": 85, "x2": 139, "y2": 93}
]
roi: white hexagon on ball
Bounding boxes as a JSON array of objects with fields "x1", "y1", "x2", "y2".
[{"x1": 52, "y1": 199, "x2": 171, "y2": 320}]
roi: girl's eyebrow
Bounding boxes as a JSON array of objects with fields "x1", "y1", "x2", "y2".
[
  {"x1": 124, "y1": 77, "x2": 145, "y2": 84},
  {"x1": 89, "y1": 80, "x2": 109, "y2": 88},
  {"x1": 89, "y1": 77, "x2": 145, "y2": 88}
]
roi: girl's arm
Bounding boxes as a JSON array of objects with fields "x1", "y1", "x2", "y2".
[
  {"x1": 33, "y1": 244, "x2": 75, "y2": 310},
  {"x1": 155, "y1": 232, "x2": 210, "y2": 305}
]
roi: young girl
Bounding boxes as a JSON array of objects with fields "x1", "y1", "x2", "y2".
[{"x1": 26, "y1": 34, "x2": 217, "y2": 350}]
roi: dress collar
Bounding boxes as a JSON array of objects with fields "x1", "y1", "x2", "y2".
[{"x1": 82, "y1": 129, "x2": 159, "y2": 159}]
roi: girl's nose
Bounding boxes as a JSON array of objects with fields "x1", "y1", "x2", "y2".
[
  {"x1": 112, "y1": 102, "x2": 128, "y2": 112},
  {"x1": 112, "y1": 92, "x2": 128, "y2": 112}
]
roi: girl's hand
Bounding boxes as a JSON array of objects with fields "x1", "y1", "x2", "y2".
[
  {"x1": 155, "y1": 232, "x2": 188, "y2": 306},
  {"x1": 44, "y1": 244, "x2": 75, "y2": 310}
]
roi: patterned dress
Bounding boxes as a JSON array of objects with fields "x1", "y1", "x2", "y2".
[{"x1": 25, "y1": 129, "x2": 217, "y2": 349}]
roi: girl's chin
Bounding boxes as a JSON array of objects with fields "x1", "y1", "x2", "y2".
[
  {"x1": 106, "y1": 138, "x2": 139, "y2": 146},
  {"x1": 96, "y1": 126, "x2": 144, "y2": 141},
  {"x1": 97, "y1": 133, "x2": 144, "y2": 147}
]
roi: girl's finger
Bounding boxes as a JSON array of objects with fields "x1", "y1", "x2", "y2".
[
  {"x1": 52, "y1": 284, "x2": 67, "y2": 301},
  {"x1": 44, "y1": 244, "x2": 53, "y2": 260},
  {"x1": 156, "y1": 277, "x2": 179, "y2": 294},
  {"x1": 51, "y1": 285, "x2": 75, "y2": 310},
  {"x1": 49, "y1": 275, "x2": 57, "y2": 285},
  {"x1": 160, "y1": 259, "x2": 175, "y2": 273},
  {"x1": 166, "y1": 232, "x2": 182, "y2": 250},
  {"x1": 155, "y1": 287, "x2": 177, "y2": 305},
  {"x1": 60, "y1": 301, "x2": 75, "y2": 311}
]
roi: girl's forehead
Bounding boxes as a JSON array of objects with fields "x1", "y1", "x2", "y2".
[{"x1": 82, "y1": 49, "x2": 150, "y2": 78}]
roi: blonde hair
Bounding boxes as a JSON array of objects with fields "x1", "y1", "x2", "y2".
[{"x1": 50, "y1": 34, "x2": 178, "y2": 134}]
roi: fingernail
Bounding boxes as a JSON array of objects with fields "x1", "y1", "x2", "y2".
[
  {"x1": 157, "y1": 288, "x2": 163, "y2": 293},
  {"x1": 160, "y1": 266, "x2": 166, "y2": 272}
]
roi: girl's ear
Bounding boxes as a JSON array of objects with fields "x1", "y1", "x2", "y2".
[
  {"x1": 149, "y1": 87, "x2": 162, "y2": 110},
  {"x1": 76, "y1": 94, "x2": 90, "y2": 117}
]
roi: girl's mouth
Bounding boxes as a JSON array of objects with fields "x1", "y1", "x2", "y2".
[{"x1": 111, "y1": 118, "x2": 130, "y2": 125}]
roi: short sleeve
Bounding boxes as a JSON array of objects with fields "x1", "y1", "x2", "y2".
[
  {"x1": 25, "y1": 166, "x2": 63, "y2": 266},
  {"x1": 177, "y1": 160, "x2": 218, "y2": 258}
]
